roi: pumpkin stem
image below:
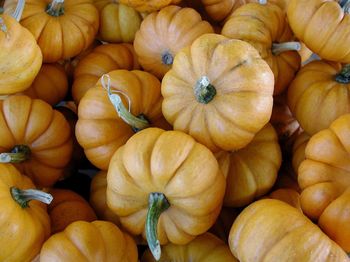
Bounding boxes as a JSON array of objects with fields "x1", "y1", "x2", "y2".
[
  {"x1": 194, "y1": 76, "x2": 217, "y2": 104},
  {"x1": 46, "y1": 0, "x2": 64, "y2": 16},
  {"x1": 272, "y1": 42, "x2": 301, "y2": 55},
  {"x1": 259, "y1": 0, "x2": 267, "y2": 4},
  {"x1": 11, "y1": 187, "x2": 53, "y2": 208},
  {"x1": 335, "y1": 64, "x2": 350, "y2": 84},
  {"x1": 161, "y1": 51, "x2": 174, "y2": 66},
  {"x1": 146, "y1": 192, "x2": 170, "y2": 261},
  {"x1": 0, "y1": 145, "x2": 31, "y2": 163},
  {"x1": 339, "y1": 0, "x2": 350, "y2": 11},
  {"x1": 101, "y1": 74, "x2": 150, "y2": 131}
]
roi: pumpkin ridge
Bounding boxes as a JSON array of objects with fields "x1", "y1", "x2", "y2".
[
  {"x1": 63, "y1": 229, "x2": 90, "y2": 260},
  {"x1": 66, "y1": 15, "x2": 88, "y2": 50},
  {"x1": 0, "y1": 103, "x2": 15, "y2": 145}
]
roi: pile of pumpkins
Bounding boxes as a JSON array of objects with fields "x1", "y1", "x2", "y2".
[{"x1": 0, "y1": 0, "x2": 350, "y2": 261}]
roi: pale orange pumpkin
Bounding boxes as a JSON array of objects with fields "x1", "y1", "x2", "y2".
[{"x1": 265, "y1": 188, "x2": 302, "y2": 212}]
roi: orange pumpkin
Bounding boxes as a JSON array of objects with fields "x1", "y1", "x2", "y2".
[
  {"x1": 229, "y1": 199, "x2": 349, "y2": 261},
  {"x1": 299, "y1": 42, "x2": 313, "y2": 65},
  {"x1": 40, "y1": 220, "x2": 138, "y2": 262},
  {"x1": 118, "y1": 0, "x2": 182, "y2": 12},
  {"x1": 142, "y1": 233, "x2": 238, "y2": 261},
  {"x1": 0, "y1": 95, "x2": 72, "y2": 188},
  {"x1": 287, "y1": 0, "x2": 350, "y2": 62},
  {"x1": 265, "y1": 188, "x2": 302, "y2": 212},
  {"x1": 298, "y1": 114, "x2": 350, "y2": 251},
  {"x1": 292, "y1": 131, "x2": 310, "y2": 174},
  {"x1": 288, "y1": 60, "x2": 350, "y2": 135},
  {"x1": 0, "y1": 163, "x2": 52, "y2": 262},
  {"x1": 72, "y1": 43, "x2": 139, "y2": 104},
  {"x1": 21, "y1": 63, "x2": 68, "y2": 106},
  {"x1": 76, "y1": 70, "x2": 169, "y2": 170},
  {"x1": 216, "y1": 124, "x2": 282, "y2": 207},
  {"x1": 48, "y1": 189, "x2": 97, "y2": 234},
  {"x1": 162, "y1": 33, "x2": 274, "y2": 152},
  {"x1": 222, "y1": 2, "x2": 301, "y2": 95},
  {"x1": 0, "y1": 0, "x2": 42, "y2": 94},
  {"x1": 133, "y1": 5, "x2": 213, "y2": 79},
  {"x1": 106, "y1": 128, "x2": 226, "y2": 260},
  {"x1": 4, "y1": 0, "x2": 99, "y2": 63}
]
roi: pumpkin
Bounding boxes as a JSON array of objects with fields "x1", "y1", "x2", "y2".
[
  {"x1": 90, "y1": 171, "x2": 121, "y2": 226},
  {"x1": 287, "y1": 0, "x2": 350, "y2": 63},
  {"x1": 299, "y1": 42, "x2": 313, "y2": 65},
  {"x1": 4, "y1": 0, "x2": 99, "y2": 63},
  {"x1": 72, "y1": 43, "x2": 139, "y2": 104},
  {"x1": 229, "y1": 199, "x2": 349, "y2": 261},
  {"x1": 222, "y1": 2, "x2": 301, "y2": 95},
  {"x1": 94, "y1": 0, "x2": 142, "y2": 43},
  {"x1": 0, "y1": 95, "x2": 73, "y2": 188},
  {"x1": 118, "y1": 0, "x2": 182, "y2": 12},
  {"x1": 76, "y1": 70, "x2": 170, "y2": 170},
  {"x1": 142, "y1": 233, "x2": 238, "y2": 261},
  {"x1": 20, "y1": 63, "x2": 68, "y2": 106},
  {"x1": 0, "y1": 163, "x2": 52, "y2": 262},
  {"x1": 0, "y1": 0, "x2": 42, "y2": 95},
  {"x1": 48, "y1": 189, "x2": 97, "y2": 234},
  {"x1": 106, "y1": 128, "x2": 226, "y2": 260},
  {"x1": 215, "y1": 123, "x2": 282, "y2": 207},
  {"x1": 162, "y1": 33, "x2": 274, "y2": 152},
  {"x1": 265, "y1": 188, "x2": 302, "y2": 212},
  {"x1": 133, "y1": 5, "x2": 213, "y2": 79},
  {"x1": 209, "y1": 207, "x2": 239, "y2": 242},
  {"x1": 288, "y1": 60, "x2": 350, "y2": 135},
  {"x1": 298, "y1": 114, "x2": 350, "y2": 251},
  {"x1": 40, "y1": 220, "x2": 138, "y2": 262},
  {"x1": 292, "y1": 131, "x2": 310, "y2": 174}
]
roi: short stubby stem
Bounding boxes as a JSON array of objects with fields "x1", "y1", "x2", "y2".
[
  {"x1": 161, "y1": 51, "x2": 174, "y2": 66},
  {"x1": 335, "y1": 64, "x2": 350, "y2": 84},
  {"x1": 272, "y1": 42, "x2": 301, "y2": 56},
  {"x1": 11, "y1": 187, "x2": 53, "y2": 208},
  {"x1": 46, "y1": 0, "x2": 65, "y2": 17},
  {"x1": 146, "y1": 192, "x2": 170, "y2": 261},
  {"x1": 194, "y1": 76, "x2": 217, "y2": 104},
  {"x1": 0, "y1": 145, "x2": 31, "y2": 163}
]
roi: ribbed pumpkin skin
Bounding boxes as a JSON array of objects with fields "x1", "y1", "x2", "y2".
[
  {"x1": 229, "y1": 199, "x2": 349, "y2": 262},
  {"x1": 222, "y1": 3, "x2": 300, "y2": 95},
  {"x1": 4, "y1": 0, "x2": 99, "y2": 63},
  {"x1": 0, "y1": 96, "x2": 72, "y2": 188},
  {"x1": 72, "y1": 43, "x2": 139, "y2": 104},
  {"x1": 119, "y1": 0, "x2": 182, "y2": 12},
  {"x1": 162, "y1": 33, "x2": 274, "y2": 152},
  {"x1": 292, "y1": 131, "x2": 310, "y2": 174},
  {"x1": 106, "y1": 128, "x2": 226, "y2": 245},
  {"x1": 288, "y1": 60, "x2": 350, "y2": 135},
  {"x1": 216, "y1": 124, "x2": 282, "y2": 207},
  {"x1": 133, "y1": 5, "x2": 213, "y2": 79},
  {"x1": 0, "y1": 14, "x2": 42, "y2": 94},
  {"x1": 298, "y1": 114, "x2": 350, "y2": 252},
  {"x1": 287, "y1": 0, "x2": 350, "y2": 62},
  {"x1": 0, "y1": 164, "x2": 50, "y2": 262},
  {"x1": 266, "y1": 188, "x2": 302, "y2": 212},
  {"x1": 141, "y1": 233, "x2": 238, "y2": 262},
  {"x1": 40, "y1": 220, "x2": 138, "y2": 262}
]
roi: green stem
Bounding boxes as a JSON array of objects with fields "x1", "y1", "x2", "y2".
[
  {"x1": 46, "y1": 0, "x2": 64, "y2": 16},
  {"x1": 12, "y1": 0, "x2": 25, "y2": 21},
  {"x1": 146, "y1": 192, "x2": 170, "y2": 261},
  {"x1": 0, "y1": 145, "x2": 31, "y2": 163},
  {"x1": 335, "y1": 64, "x2": 350, "y2": 84},
  {"x1": 272, "y1": 42, "x2": 301, "y2": 55},
  {"x1": 161, "y1": 51, "x2": 174, "y2": 66},
  {"x1": 194, "y1": 76, "x2": 217, "y2": 104},
  {"x1": 11, "y1": 187, "x2": 53, "y2": 208}
]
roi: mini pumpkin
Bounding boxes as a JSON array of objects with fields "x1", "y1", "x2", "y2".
[
  {"x1": 106, "y1": 128, "x2": 226, "y2": 260},
  {"x1": 292, "y1": 131, "x2": 310, "y2": 175},
  {"x1": 162, "y1": 33, "x2": 274, "y2": 152},
  {"x1": 118, "y1": 0, "x2": 182, "y2": 12},
  {"x1": 264, "y1": 188, "x2": 302, "y2": 212},
  {"x1": 134, "y1": 5, "x2": 213, "y2": 79}
]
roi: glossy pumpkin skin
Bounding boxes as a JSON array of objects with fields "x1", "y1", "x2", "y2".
[
  {"x1": 0, "y1": 13, "x2": 42, "y2": 94},
  {"x1": 76, "y1": 70, "x2": 169, "y2": 170},
  {"x1": 48, "y1": 189, "x2": 97, "y2": 234},
  {"x1": 229, "y1": 199, "x2": 349, "y2": 262},
  {"x1": 0, "y1": 164, "x2": 50, "y2": 262},
  {"x1": 162, "y1": 34, "x2": 274, "y2": 152},
  {"x1": 4, "y1": 0, "x2": 99, "y2": 63},
  {"x1": 287, "y1": 0, "x2": 350, "y2": 62},
  {"x1": 142, "y1": 233, "x2": 238, "y2": 262},
  {"x1": 292, "y1": 131, "x2": 310, "y2": 175},
  {"x1": 107, "y1": 128, "x2": 226, "y2": 245},
  {"x1": 216, "y1": 124, "x2": 282, "y2": 207},
  {"x1": 72, "y1": 43, "x2": 139, "y2": 104},
  {"x1": 21, "y1": 63, "x2": 68, "y2": 106},
  {"x1": 40, "y1": 220, "x2": 138, "y2": 262},
  {"x1": 0, "y1": 95, "x2": 72, "y2": 188},
  {"x1": 134, "y1": 5, "x2": 213, "y2": 79},
  {"x1": 90, "y1": 171, "x2": 121, "y2": 226},
  {"x1": 288, "y1": 60, "x2": 350, "y2": 135},
  {"x1": 298, "y1": 114, "x2": 350, "y2": 251},
  {"x1": 222, "y1": 3, "x2": 301, "y2": 95},
  {"x1": 118, "y1": 0, "x2": 182, "y2": 12}
]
